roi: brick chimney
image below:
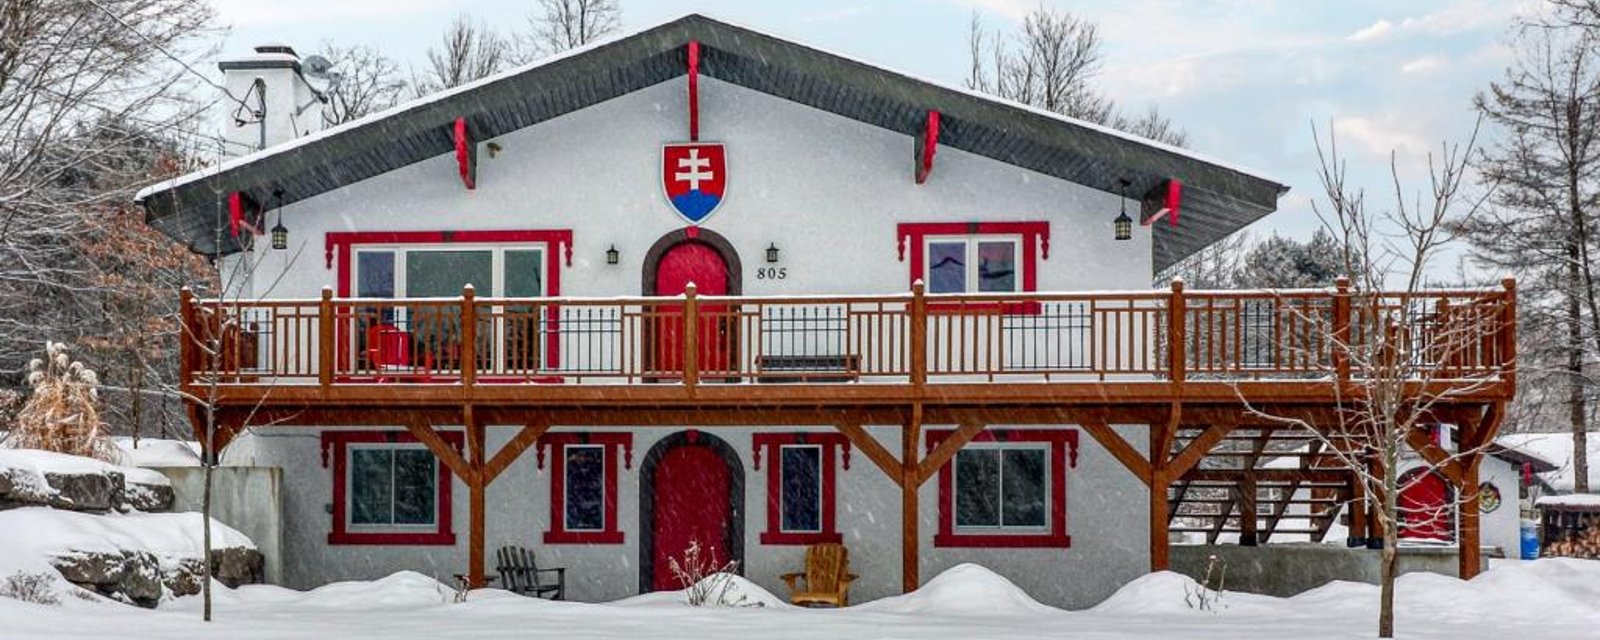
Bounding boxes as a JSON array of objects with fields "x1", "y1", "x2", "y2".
[{"x1": 217, "y1": 44, "x2": 326, "y2": 157}]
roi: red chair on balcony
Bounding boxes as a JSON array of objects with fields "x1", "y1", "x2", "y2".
[{"x1": 366, "y1": 323, "x2": 432, "y2": 382}]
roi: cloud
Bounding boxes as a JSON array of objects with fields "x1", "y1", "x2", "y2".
[
  {"x1": 1348, "y1": 19, "x2": 1394, "y2": 42},
  {"x1": 1400, "y1": 54, "x2": 1448, "y2": 75},
  {"x1": 1331, "y1": 114, "x2": 1431, "y2": 161},
  {"x1": 947, "y1": 0, "x2": 1032, "y2": 21}
]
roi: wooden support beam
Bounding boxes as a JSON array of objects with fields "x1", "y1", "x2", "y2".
[
  {"x1": 835, "y1": 422, "x2": 902, "y2": 487},
  {"x1": 901, "y1": 405, "x2": 922, "y2": 594},
  {"x1": 1404, "y1": 427, "x2": 1464, "y2": 485},
  {"x1": 466, "y1": 411, "x2": 487, "y2": 589},
  {"x1": 1079, "y1": 416, "x2": 1151, "y2": 485},
  {"x1": 915, "y1": 419, "x2": 986, "y2": 486},
  {"x1": 403, "y1": 417, "x2": 475, "y2": 484},
  {"x1": 1166, "y1": 419, "x2": 1235, "y2": 479},
  {"x1": 1366, "y1": 454, "x2": 1386, "y2": 549},
  {"x1": 1149, "y1": 407, "x2": 1176, "y2": 572},
  {"x1": 483, "y1": 420, "x2": 551, "y2": 485},
  {"x1": 687, "y1": 40, "x2": 700, "y2": 141},
  {"x1": 1238, "y1": 476, "x2": 1258, "y2": 546},
  {"x1": 913, "y1": 110, "x2": 940, "y2": 184}
]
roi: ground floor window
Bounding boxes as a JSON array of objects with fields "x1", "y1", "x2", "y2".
[
  {"x1": 754, "y1": 433, "x2": 847, "y2": 545},
  {"x1": 322, "y1": 430, "x2": 460, "y2": 545},
  {"x1": 928, "y1": 428, "x2": 1076, "y2": 548},
  {"x1": 540, "y1": 433, "x2": 631, "y2": 544}
]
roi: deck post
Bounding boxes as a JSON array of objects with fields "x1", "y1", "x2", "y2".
[
  {"x1": 1348, "y1": 471, "x2": 1369, "y2": 547},
  {"x1": 1168, "y1": 279, "x2": 1186, "y2": 383},
  {"x1": 1333, "y1": 277, "x2": 1352, "y2": 382},
  {"x1": 901, "y1": 406, "x2": 922, "y2": 593},
  {"x1": 1238, "y1": 475, "x2": 1258, "y2": 546},
  {"x1": 1458, "y1": 455, "x2": 1481, "y2": 579},
  {"x1": 462, "y1": 285, "x2": 477, "y2": 388},
  {"x1": 1500, "y1": 278, "x2": 1516, "y2": 388},
  {"x1": 910, "y1": 281, "x2": 927, "y2": 388},
  {"x1": 1149, "y1": 464, "x2": 1170, "y2": 571},
  {"x1": 1365, "y1": 453, "x2": 1386, "y2": 550},
  {"x1": 466, "y1": 411, "x2": 487, "y2": 588},
  {"x1": 318, "y1": 286, "x2": 334, "y2": 387},
  {"x1": 684, "y1": 282, "x2": 699, "y2": 389},
  {"x1": 179, "y1": 288, "x2": 196, "y2": 386}
]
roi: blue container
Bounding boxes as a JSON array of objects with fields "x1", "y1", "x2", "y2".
[{"x1": 1520, "y1": 519, "x2": 1540, "y2": 559}]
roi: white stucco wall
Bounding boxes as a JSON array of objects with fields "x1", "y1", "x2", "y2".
[{"x1": 244, "y1": 75, "x2": 1150, "y2": 299}]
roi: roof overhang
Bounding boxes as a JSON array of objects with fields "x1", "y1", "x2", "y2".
[{"x1": 137, "y1": 13, "x2": 1287, "y2": 272}]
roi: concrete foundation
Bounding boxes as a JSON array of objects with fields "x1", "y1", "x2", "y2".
[
  {"x1": 1172, "y1": 543, "x2": 1494, "y2": 597},
  {"x1": 156, "y1": 466, "x2": 284, "y2": 585}
]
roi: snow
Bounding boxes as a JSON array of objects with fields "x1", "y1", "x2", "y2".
[
  {"x1": 0, "y1": 447, "x2": 171, "y2": 493},
  {"x1": 3, "y1": 560, "x2": 1599, "y2": 638},
  {"x1": 613, "y1": 573, "x2": 790, "y2": 609},
  {"x1": 1497, "y1": 432, "x2": 1600, "y2": 492},
  {"x1": 1537, "y1": 493, "x2": 1600, "y2": 509},
  {"x1": 112, "y1": 438, "x2": 201, "y2": 468}
]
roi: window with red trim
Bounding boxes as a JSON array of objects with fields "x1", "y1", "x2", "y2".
[
  {"x1": 322, "y1": 430, "x2": 461, "y2": 545},
  {"x1": 754, "y1": 433, "x2": 847, "y2": 545},
  {"x1": 539, "y1": 433, "x2": 631, "y2": 544},
  {"x1": 928, "y1": 428, "x2": 1076, "y2": 548},
  {"x1": 897, "y1": 222, "x2": 1048, "y2": 293}
]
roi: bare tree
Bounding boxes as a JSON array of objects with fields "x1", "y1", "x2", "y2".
[
  {"x1": 1243, "y1": 122, "x2": 1497, "y2": 638},
  {"x1": 316, "y1": 43, "x2": 407, "y2": 125},
  {"x1": 0, "y1": 0, "x2": 215, "y2": 385},
  {"x1": 414, "y1": 15, "x2": 509, "y2": 97},
  {"x1": 517, "y1": 0, "x2": 621, "y2": 61},
  {"x1": 966, "y1": 8, "x2": 1187, "y2": 147},
  {"x1": 1456, "y1": 15, "x2": 1600, "y2": 492},
  {"x1": 1158, "y1": 230, "x2": 1249, "y2": 289}
]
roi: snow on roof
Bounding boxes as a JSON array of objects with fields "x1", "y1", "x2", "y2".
[
  {"x1": 1495, "y1": 433, "x2": 1599, "y2": 493},
  {"x1": 135, "y1": 13, "x2": 1286, "y2": 204},
  {"x1": 1536, "y1": 494, "x2": 1600, "y2": 510}
]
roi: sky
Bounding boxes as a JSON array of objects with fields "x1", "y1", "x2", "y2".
[{"x1": 205, "y1": 0, "x2": 1542, "y2": 266}]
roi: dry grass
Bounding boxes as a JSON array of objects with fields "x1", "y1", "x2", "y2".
[
  {"x1": 667, "y1": 539, "x2": 753, "y2": 607},
  {"x1": 5, "y1": 343, "x2": 117, "y2": 462},
  {"x1": 0, "y1": 571, "x2": 61, "y2": 606}
]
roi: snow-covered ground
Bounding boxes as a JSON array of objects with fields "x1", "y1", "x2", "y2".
[{"x1": 2, "y1": 560, "x2": 1597, "y2": 639}]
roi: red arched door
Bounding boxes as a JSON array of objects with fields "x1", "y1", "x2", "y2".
[
  {"x1": 1399, "y1": 469, "x2": 1454, "y2": 541},
  {"x1": 651, "y1": 442, "x2": 733, "y2": 590},
  {"x1": 653, "y1": 242, "x2": 732, "y2": 375}
]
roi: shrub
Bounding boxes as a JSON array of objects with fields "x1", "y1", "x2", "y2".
[
  {"x1": 667, "y1": 539, "x2": 756, "y2": 607},
  {"x1": 0, "y1": 571, "x2": 61, "y2": 606},
  {"x1": 7, "y1": 343, "x2": 117, "y2": 462}
]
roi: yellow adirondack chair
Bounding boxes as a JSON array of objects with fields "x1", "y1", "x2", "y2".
[{"x1": 780, "y1": 543, "x2": 858, "y2": 607}]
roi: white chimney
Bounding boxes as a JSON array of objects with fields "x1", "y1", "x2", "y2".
[{"x1": 218, "y1": 44, "x2": 326, "y2": 157}]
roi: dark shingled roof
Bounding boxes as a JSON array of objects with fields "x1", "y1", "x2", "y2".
[{"x1": 137, "y1": 13, "x2": 1287, "y2": 272}]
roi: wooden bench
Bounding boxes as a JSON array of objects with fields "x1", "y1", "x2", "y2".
[
  {"x1": 495, "y1": 546, "x2": 566, "y2": 600},
  {"x1": 780, "y1": 543, "x2": 858, "y2": 607},
  {"x1": 757, "y1": 355, "x2": 861, "y2": 383}
]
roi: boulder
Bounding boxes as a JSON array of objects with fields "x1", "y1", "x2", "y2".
[
  {"x1": 213, "y1": 547, "x2": 265, "y2": 588},
  {"x1": 116, "y1": 552, "x2": 163, "y2": 606},
  {"x1": 123, "y1": 481, "x2": 173, "y2": 512},
  {"x1": 164, "y1": 558, "x2": 205, "y2": 597},
  {"x1": 49, "y1": 550, "x2": 128, "y2": 587},
  {"x1": 42, "y1": 470, "x2": 121, "y2": 512},
  {"x1": 47, "y1": 546, "x2": 263, "y2": 608}
]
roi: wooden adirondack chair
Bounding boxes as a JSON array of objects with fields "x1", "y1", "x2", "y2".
[
  {"x1": 495, "y1": 546, "x2": 566, "y2": 600},
  {"x1": 780, "y1": 543, "x2": 858, "y2": 607}
]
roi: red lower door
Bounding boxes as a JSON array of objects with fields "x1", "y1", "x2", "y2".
[
  {"x1": 653, "y1": 241, "x2": 732, "y2": 375},
  {"x1": 651, "y1": 442, "x2": 733, "y2": 591},
  {"x1": 1399, "y1": 470, "x2": 1454, "y2": 541}
]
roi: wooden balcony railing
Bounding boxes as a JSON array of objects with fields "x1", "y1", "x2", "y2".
[{"x1": 178, "y1": 279, "x2": 1517, "y2": 391}]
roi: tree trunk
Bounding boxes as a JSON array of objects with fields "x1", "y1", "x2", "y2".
[
  {"x1": 1378, "y1": 449, "x2": 1398, "y2": 639},
  {"x1": 1566, "y1": 115, "x2": 1593, "y2": 494},
  {"x1": 202, "y1": 409, "x2": 214, "y2": 622},
  {"x1": 1569, "y1": 246, "x2": 1590, "y2": 493}
]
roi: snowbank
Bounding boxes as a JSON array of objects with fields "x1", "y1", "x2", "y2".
[
  {"x1": 614, "y1": 573, "x2": 790, "y2": 609},
  {"x1": 112, "y1": 438, "x2": 200, "y2": 468},
  {"x1": 856, "y1": 564, "x2": 1057, "y2": 616}
]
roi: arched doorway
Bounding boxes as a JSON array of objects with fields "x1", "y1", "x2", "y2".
[
  {"x1": 638, "y1": 430, "x2": 745, "y2": 593},
  {"x1": 1398, "y1": 468, "x2": 1455, "y2": 542},
  {"x1": 641, "y1": 229, "x2": 741, "y2": 376}
]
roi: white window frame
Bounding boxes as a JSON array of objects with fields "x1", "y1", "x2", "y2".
[
  {"x1": 562, "y1": 443, "x2": 608, "y2": 533},
  {"x1": 951, "y1": 442, "x2": 1051, "y2": 534},
  {"x1": 777, "y1": 444, "x2": 825, "y2": 534},
  {"x1": 346, "y1": 442, "x2": 440, "y2": 532},
  {"x1": 922, "y1": 234, "x2": 1024, "y2": 294}
]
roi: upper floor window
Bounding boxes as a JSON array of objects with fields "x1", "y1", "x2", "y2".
[
  {"x1": 898, "y1": 222, "x2": 1048, "y2": 294},
  {"x1": 354, "y1": 246, "x2": 545, "y2": 299}
]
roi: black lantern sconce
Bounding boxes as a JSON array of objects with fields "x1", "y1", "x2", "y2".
[
  {"x1": 1114, "y1": 179, "x2": 1133, "y2": 241},
  {"x1": 766, "y1": 243, "x2": 780, "y2": 264},
  {"x1": 606, "y1": 244, "x2": 620, "y2": 265},
  {"x1": 269, "y1": 188, "x2": 288, "y2": 250}
]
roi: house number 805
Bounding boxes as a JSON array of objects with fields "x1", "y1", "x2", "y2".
[{"x1": 757, "y1": 267, "x2": 788, "y2": 280}]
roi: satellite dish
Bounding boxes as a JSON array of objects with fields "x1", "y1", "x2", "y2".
[{"x1": 302, "y1": 55, "x2": 334, "y2": 80}]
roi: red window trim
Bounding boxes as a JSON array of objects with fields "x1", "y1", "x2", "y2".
[
  {"x1": 539, "y1": 432, "x2": 631, "y2": 544},
  {"x1": 897, "y1": 222, "x2": 1048, "y2": 315},
  {"x1": 326, "y1": 230, "x2": 574, "y2": 371},
  {"x1": 322, "y1": 429, "x2": 462, "y2": 546},
  {"x1": 927, "y1": 428, "x2": 1077, "y2": 549},
  {"x1": 753, "y1": 433, "x2": 849, "y2": 545}
]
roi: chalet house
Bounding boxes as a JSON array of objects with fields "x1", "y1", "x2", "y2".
[{"x1": 136, "y1": 15, "x2": 1516, "y2": 608}]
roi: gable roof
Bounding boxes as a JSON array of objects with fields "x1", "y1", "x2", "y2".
[{"x1": 136, "y1": 13, "x2": 1287, "y2": 272}]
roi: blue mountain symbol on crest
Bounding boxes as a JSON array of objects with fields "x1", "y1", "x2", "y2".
[{"x1": 672, "y1": 190, "x2": 722, "y2": 223}]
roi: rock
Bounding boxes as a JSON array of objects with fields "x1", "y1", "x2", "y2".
[
  {"x1": 49, "y1": 550, "x2": 127, "y2": 586},
  {"x1": 115, "y1": 552, "x2": 163, "y2": 606},
  {"x1": 43, "y1": 470, "x2": 121, "y2": 512},
  {"x1": 213, "y1": 547, "x2": 264, "y2": 588},
  {"x1": 123, "y1": 481, "x2": 173, "y2": 512},
  {"x1": 164, "y1": 558, "x2": 205, "y2": 597}
]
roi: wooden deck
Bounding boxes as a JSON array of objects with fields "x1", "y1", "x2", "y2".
[{"x1": 179, "y1": 279, "x2": 1517, "y2": 590}]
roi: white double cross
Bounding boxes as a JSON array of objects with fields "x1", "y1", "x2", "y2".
[{"x1": 675, "y1": 148, "x2": 715, "y2": 191}]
